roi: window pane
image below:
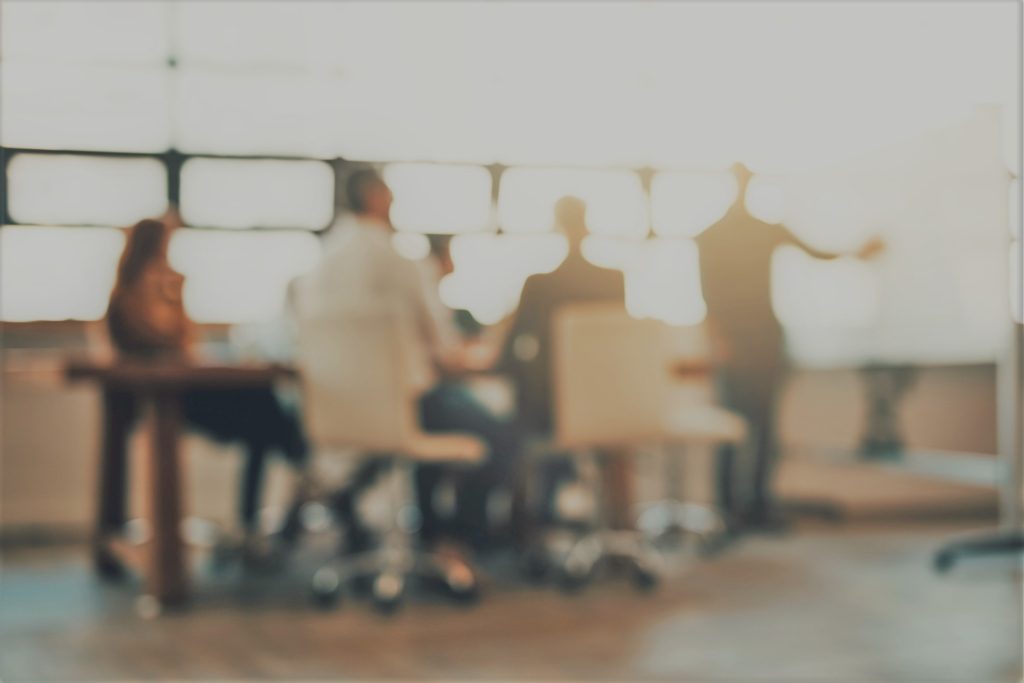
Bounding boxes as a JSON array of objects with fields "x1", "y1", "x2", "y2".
[
  {"x1": 651, "y1": 172, "x2": 737, "y2": 237},
  {"x1": 498, "y1": 168, "x2": 647, "y2": 237},
  {"x1": 174, "y1": 68, "x2": 338, "y2": 157},
  {"x1": 1, "y1": 1, "x2": 169, "y2": 64},
  {"x1": 384, "y1": 164, "x2": 493, "y2": 234},
  {"x1": 168, "y1": 230, "x2": 321, "y2": 323},
  {"x1": 8, "y1": 155, "x2": 167, "y2": 227},
  {"x1": 744, "y1": 175, "x2": 787, "y2": 225},
  {"x1": 581, "y1": 237, "x2": 706, "y2": 325},
  {"x1": 1, "y1": 64, "x2": 171, "y2": 152},
  {"x1": 0, "y1": 226, "x2": 125, "y2": 321},
  {"x1": 772, "y1": 246, "x2": 879, "y2": 328},
  {"x1": 623, "y1": 238, "x2": 707, "y2": 326},
  {"x1": 180, "y1": 159, "x2": 333, "y2": 230},
  {"x1": 441, "y1": 234, "x2": 566, "y2": 324}
]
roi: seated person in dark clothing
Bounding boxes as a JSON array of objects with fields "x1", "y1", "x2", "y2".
[
  {"x1": 106, "y1": 216, "x2": 307, "y2": 544},
  {"x1": 500, "y1": 196, "x2": 629, "y2": 524},
  {"x1": 501, "y1": 195, "x2": 626, "y2": 434}
]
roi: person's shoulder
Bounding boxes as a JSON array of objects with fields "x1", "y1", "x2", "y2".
[{"x1": 593, "y1": 262, "x2": 625, "y2": 295}]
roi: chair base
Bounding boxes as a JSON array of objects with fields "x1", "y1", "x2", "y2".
[
  {"x1": 556, "y1": 528, "x2": 664, "y2": 592},
  {"x1": 311, "y1": 543, "x2": 479, "y2": 612},
  {"x1": 637, "y1": 499, "x2": 726, "y2": 540}
]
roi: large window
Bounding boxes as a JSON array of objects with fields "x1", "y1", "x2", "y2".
[{"x1": 1, "y1": 0, "x2": 1015, "y2": 371}]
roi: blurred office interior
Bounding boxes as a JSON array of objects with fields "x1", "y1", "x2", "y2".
[{"x1": 0, "y1": 1, "x2": 1022, "y2": 682}]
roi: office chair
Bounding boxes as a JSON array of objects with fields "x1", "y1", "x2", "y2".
[
  {"x1": 638, "y1": 405, "x2": 747, "y2": 547},
  {"x1": 295, "y1": 306, "x2": 485, "y2": 613},
  {"x1": 547, "y1": 304, "x2": 670, "y2": 590},
  {"x1": 547, "y1": 303, "x2": 748, "y2": 590},
  {"x1": 638, "y1": 327, "x2": 748, "y2": 543}
]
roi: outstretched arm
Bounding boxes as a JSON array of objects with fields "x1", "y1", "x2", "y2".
[
  {"x1": 779, "y1": 225, "x2": 841, "y2": 260},
  {"x1": 779, "y1": 225, "x2": 885, "y2": 261}
]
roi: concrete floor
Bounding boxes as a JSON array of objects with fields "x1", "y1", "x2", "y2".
[{"x1": 1, "y1": 523, "x2": 1021, "y2": 682}]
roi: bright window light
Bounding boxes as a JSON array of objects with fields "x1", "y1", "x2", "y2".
[
  {"x1": 0, "y1": 1, "x2": 169, "y2": 65},
  {"x1": 1, "y1": 64, "x2": 172, "y2": 152},
  {"x1": 580, "y1": 237, "x2": 706, "y2": 325},
  {"x1": 174, "y1": 2, "x2": 322, "y2": 67},
  {"x1": 168, "y1": 230, "x2": 321, "y2": 323},
  {"x1": 744, "y1": 175, "x2": 787, "y2": 225},
  {"x1": 772, "y1": 246, "x2": 879, "y2": 328},
  {"x1": 441, "y1": 233, "x2": 567, "y2": 324},
  {"x1": 580, "y1": 236, "x2": 644, "y2": 272},
  {"x1": 180, "y1": 158, "x2": 333, "y2": 230},
  {"x1": 651, "y1": 172, "x2": 738, "y2": 238},
  {"x1": 384, "y1": 164, "x2": 493, "y2": 234},
  {"x1": 498, "y1": 168, "x2": 647, "y2": 237},
  {"x1": 174, "y1": 68, "x2": 339, "y2": 157},
  {"x1": 8, "y1": 155, "x2": 167, "y2": 227},
  {"x1": 0, "y1": 226, "x2": 125, "y2": 321},
  {"x1": 622, "y1": 238, "x2": 707, "y2": 326}
]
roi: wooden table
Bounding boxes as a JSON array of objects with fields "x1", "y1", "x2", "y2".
[{"x1": 65, "y1": 358, "x2": 297, "y2": 607}]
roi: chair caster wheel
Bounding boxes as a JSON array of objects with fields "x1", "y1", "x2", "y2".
[
  {"x1": 311, "y1": 568, "x2": 342, "y2": 609},
  {"x1": 631, "y1": 563, "x2": 660, "y2": 592},
  {"x1": 558, "y1": 564, "x2": 592, "y2": 594},
  {"x1": 447, "y1": 580, "x2": 480, "y2": 606},
  {"x1": 520, "y1": 548, "x2": 551, "y2": 584},
  {"x1": 371, "y1": 573, "x2": 404, "y2": 615}
]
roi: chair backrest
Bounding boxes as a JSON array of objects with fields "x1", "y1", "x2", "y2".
[
  {"x1": 553, "y1": 302, "x2": 669, "y2": 449},
  {"x1": 295, "y1": 305, "x2": 417, "y2": 452}
]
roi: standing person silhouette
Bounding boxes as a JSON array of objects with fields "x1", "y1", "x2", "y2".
[{"x1": 696, "y1": 163, "x2": 883, "y2": 530}]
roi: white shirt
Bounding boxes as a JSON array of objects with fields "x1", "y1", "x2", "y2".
[{"x1": 294, "y1": 214, "x2": 455, "y2": 396}]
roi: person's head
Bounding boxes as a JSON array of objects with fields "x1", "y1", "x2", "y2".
[
  {"x1": 345, "y1": 168, "x2": 393, "y2": 223},
  {"x1": 554, "y1": 195, "x2": 588, "y2": 251},
  {"x1": 116, "y1": 218, "x2": 173, "y2": 288},
  {"x1": 729, "y1": 162, "x2": 753, "y2": 195}
]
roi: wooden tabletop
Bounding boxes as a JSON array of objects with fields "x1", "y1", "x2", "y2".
[{"x1": 65, "y1": 356, "x2": 297, "y2": 390}]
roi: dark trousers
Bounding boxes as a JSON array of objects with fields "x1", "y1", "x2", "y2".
[
  {"x1": 714, "y1": 364, "x2": 784, "y2": 524},
  {"x1": 416, "y1": 382, "x2": 522, "y2": 548},
  {"x1": 183, "y1": 387, "x2": 307, "y2": 530}
]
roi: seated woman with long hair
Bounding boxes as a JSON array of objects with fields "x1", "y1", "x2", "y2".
[{"x1": 106, "y1": 217, "x2": 307, "y2": 547}]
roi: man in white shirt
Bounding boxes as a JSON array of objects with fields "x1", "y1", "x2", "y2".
[{"x1": 298, "y1": 169, "x2": 520, "y2": 551}]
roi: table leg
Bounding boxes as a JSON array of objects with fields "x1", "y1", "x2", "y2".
[
  {"x1": 95, "y1": 389, "x2": 133, "y2": 578},
  {"x1": 602, "y1": 449, "x2": 634, "y2": 530},
  {"x1": 144, "y1": 391, "x2": 188, "y2": 606}
]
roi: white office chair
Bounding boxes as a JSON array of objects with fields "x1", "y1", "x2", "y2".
[
  {"x1": 295, "y1": 306, "x2": 485, "y2": 612},
  {"x1": 550, "y1": 303, "x2": 747, "y2": 590},
  {"x1": 550, "y1": 304, "x2": 666, "y2": 590},
  {"x1": 638, "y1": 324, "x2": 748, "y2": 544}
]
